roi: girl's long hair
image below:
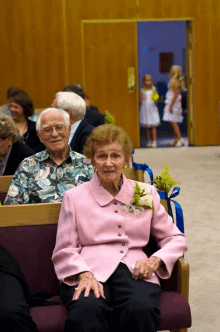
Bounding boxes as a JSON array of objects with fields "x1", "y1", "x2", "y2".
[
  {"x1": 142, "y1": 74, "x2": 157, "y2": 91},
  {"x1": 169, "y1": 65, "x2": 185, "y2": 90}
]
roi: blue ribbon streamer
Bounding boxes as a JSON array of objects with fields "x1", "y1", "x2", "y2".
[
  {"x1": 158, "y1": 187, "x2": 184, "y2": 233},
  {"x1": 131, "y1": 149, "x2": 153, "y2": 184}
]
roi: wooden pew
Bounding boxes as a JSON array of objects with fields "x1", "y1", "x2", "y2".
[
  {"x1": 0, "y1": 201, "x2": 191, "y2": 332},
  {"x1": 0, "y1": 175, "x2": 13, "y2": 193},
  {"x1": 0, "y1": 175, "x2": 13, "y2": 204}
]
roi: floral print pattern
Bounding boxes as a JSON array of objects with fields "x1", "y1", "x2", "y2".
[{"x1": 4, "y1": 148, "x2": 94, "y2": 204}]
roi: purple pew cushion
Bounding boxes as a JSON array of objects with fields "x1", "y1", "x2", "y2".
[
  {"x1": 30, "y1": 292, "x2": 191, "y2": 332},
  {"x1": 0, "y1": 225, "x2": 59, "y2": 294},
  {"x1": 158, "y1": 291, "x2": 192, "y2": 330},
  {"x1": 30, "y1": 296, "x2": 67, "y2": 332},
  {"x1": 0, "y1": 192, "x2": 7, "y2": 204},
  {"x1": 0, "y1": 225, "x2": 191, "y2": 331}
]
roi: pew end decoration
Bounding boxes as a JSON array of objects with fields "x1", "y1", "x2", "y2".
[
  {"x1": 153, "y1": 162, "x2": 178, "y2": 193},
  {"x1": 153, "y1": 163, "x2": 184, "y2": 234}
]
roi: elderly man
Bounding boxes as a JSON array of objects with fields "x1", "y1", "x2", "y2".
[
  {"x1": 4, "y1": 108, "x2": 94, "y2": 205},
  {"x1": 63, "y1": 84, "x2": 105, "y2": 127},
  {"x1": 52, "y1": 91, "x2": 94, "y2": 154}
]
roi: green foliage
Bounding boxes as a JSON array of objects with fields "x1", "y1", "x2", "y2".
[
  {"x1": 132, "y1": 182, "x2": 146, "y2": 205},
  {"x1": 153, "y1": 163, "x2": 179, "y2": 193},
  {"x1": 104, "y1": 111, "x2": 115, "y2": 124}
]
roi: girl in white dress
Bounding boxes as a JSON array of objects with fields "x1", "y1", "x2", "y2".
[
  {"x1": 163, "y1": 65, "x2": 185, "y2": 147},
  {"x1": 139, "y1": 74, "x2": 160, "y2": 148}
]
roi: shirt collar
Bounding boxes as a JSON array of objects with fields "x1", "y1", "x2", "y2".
[
  {"x1": 68, "y1": 120, "x2": 82, "y2": 144},
  {"x1": 88, "y1": 172, "x2": 134, "y2": 206},
  {"x1": 33, "y1": 146, "x2": 81, "y2": 163}
]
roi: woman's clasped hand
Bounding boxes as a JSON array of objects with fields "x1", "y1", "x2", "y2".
[
  {"x1": 73, "y1": 271, "x2": 105, "y2": 301},
  {"x1": 132, "y1": 257, "x2": 162, "y2": 280}
]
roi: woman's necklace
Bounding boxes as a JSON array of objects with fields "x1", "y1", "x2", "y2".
[{"x1": 17, "y1": 121, "x2": 28, "y2": 137}]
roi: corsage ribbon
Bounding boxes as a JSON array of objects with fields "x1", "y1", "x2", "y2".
[{"x1": 158, "y1": 187, "x2": 184, "y2": 233}]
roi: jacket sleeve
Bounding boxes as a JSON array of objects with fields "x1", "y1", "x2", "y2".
[
  {"x1": 4, "y1": 162, "x2": 31, "y2": 205},
  {"x1": 149, "y1": 185, "x2": 187, "y2": 279},
  {"x1": 52, "y1": 190, "x2": 92, "y2": 286}
]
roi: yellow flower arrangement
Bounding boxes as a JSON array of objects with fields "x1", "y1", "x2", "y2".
[{"x1": 151, "y1": 91, "x2": 159, "y2": 102}]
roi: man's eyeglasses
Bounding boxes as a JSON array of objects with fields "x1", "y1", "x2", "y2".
[{"x1": 40, "y1": 124, "x2": 68, "y2": 137}]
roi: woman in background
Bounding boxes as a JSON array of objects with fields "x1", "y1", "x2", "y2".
[
  {"x1": 163, "y1": 65, "x2": 185, "y2": 147},
  {"x1": 0, "y1": 114, "x2": 34, "y2": 176},
  {"x1": 9, "y1": 92, "x2": 45, "y2": 152},
  {"x1": 139, "y1": 74, "x2": 160, "y2": 148}
]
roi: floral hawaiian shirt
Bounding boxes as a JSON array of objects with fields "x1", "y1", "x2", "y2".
[{"x1": 4, "y1": 148, "x2": 94, "y2": 204}]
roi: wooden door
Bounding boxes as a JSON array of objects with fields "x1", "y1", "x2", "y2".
[
  {"x1": 210, "y1": 0, "x2": 220, "y2": 144},
  {"x1": 186, "y1": 21, "x2": 194, "y2": 145},
  {"x1": 82, "y1": 22, "x2": 139, "y2": 148}
]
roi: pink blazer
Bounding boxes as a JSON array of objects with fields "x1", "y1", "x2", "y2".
[{"x1": 52, "y1": 172, "x2": 187, "y2": 287}]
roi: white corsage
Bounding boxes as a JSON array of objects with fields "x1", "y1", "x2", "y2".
[{"x1": 122, "y1": 182, "x2": 153, "y2": 215}]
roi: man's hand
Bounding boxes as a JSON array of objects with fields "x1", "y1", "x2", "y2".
[
  {"x1": 73, "y1": 272, "x2": 105, "y2": 301},
  {"x1": 132, "y1": 257, "x2": 163, "y2": 280}
]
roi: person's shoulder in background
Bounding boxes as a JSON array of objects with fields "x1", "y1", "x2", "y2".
[
  {"x1": 4, "y1": 141, "x2": 35, "y2": 176},
  {"x1": 84, "y1": 108, "x2": 105, "y2": 127}
]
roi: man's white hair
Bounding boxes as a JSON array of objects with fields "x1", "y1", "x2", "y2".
[
  {"x1": 36, "y1": 108, "x2": 70, "y2": 131},
  {"x1": 56, "y1": 91, "x2": 86, "y2": 120}
]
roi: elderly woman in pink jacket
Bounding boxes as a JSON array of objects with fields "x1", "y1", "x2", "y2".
[{"x1": 52, "y1": 124, "x2": 187, "y2": 332}]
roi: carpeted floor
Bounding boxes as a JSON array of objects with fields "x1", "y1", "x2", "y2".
[{"x1": 133, "y1": 145, "x2": 220, "y2": 332}]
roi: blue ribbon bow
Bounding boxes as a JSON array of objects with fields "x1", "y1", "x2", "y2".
[{"x1": 158, "y1": 187, "x2": 184, "y2": 233}]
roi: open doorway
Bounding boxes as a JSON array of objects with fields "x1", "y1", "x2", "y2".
[{"x1": 137, "y1": 20, "x2": 191, "y2": 148}]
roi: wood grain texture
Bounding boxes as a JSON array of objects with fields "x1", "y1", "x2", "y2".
[
  {"x1": 209, "y1": 0, "x2": 220, "y2": 144},
  {"x1": 0, "y1": 0, "x2": 65, "y2": 108},
  {"x1": 83, "y1": 22, "x2": 140, "y2": 147},
  {"x1": 0, "y1": 176, "x2": 13, "y2": 193},
  {"x1": 0, "y1": 203, "x2": 61, "y2": 227},
  {"x1": 0, "y1": 0, "x2": 219, "y2": 145}
]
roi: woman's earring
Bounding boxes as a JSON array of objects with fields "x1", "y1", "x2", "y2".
[{"x1": 123, "y1": 165, "x2": 127, "y2": 169}]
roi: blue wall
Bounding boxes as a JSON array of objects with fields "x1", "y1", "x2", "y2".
[{"x1": 137, "y1": 21, "x2": 186, "y2": 88}]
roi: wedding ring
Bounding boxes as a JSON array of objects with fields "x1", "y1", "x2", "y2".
[{"x1": 75, "y1": 287, "x2": 79, "y2": 290}]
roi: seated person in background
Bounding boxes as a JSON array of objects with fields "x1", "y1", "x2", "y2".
[
  {"x1": 52, "y1": 124, "x2": 187, "y2": 332},
  {"x1": 63, "y1": 84, "x2": 105, "y2": 127},
  {"x1": 0, "y1": 86, "x2": 38, "y2": 122},
  {"x1": 4, "y1": 108, "x2": 94, "y2": 205},
  {"x1": 52, "y1": 91, "x2": 94, "y2": 155},
  {"x1": 9, "y1": 91, "x2": 44, "y2": 153},
  {"x1": 84, "y1": 94, "x2": 101, "y2": 113},
  {"x1": 0, "y1": 114, "x2": 34, "y2": 176}
]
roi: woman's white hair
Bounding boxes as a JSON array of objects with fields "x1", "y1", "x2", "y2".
[
  {"x1": 56, "y1": 91, "x2": 86, "y2": 120},
  {"x1": 36, "y1": 108, "x2": 70, "y2": 131}
]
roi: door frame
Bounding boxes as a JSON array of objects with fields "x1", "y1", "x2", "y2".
[{"x1": 81, "y1": 18, "x2": 194, "y2": 147}]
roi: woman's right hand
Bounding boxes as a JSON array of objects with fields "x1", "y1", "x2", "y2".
[{"x1": 73, "y1": 271, "x2": 105, "y2": 301}]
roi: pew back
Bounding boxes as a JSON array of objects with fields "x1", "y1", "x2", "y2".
[{"x1": 0, "y1": 175, "x2": 13, "y2": 203}]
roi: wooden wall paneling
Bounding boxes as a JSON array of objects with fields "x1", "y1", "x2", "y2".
[
  {"x1": 28, "y1": 0, "x2": 66, "y2": 107},
  {"x1": 0, "y1": 0, "x2": 66, "y2": 109},
  {"x1": 83, "y1": 21, "x2": 140, "y2": 147},
  {"x1": 138, "y1": 0, "x2": 196, "y2": 19},
  {"x1": 209, "y1": 0, "x2": 220, "y2": 144}
]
